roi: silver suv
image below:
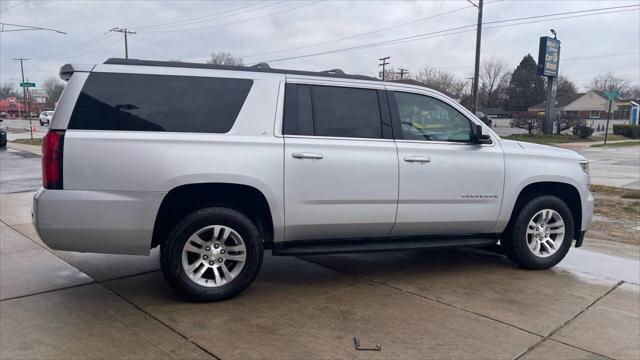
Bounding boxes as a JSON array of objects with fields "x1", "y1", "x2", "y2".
[{"x1": 33, "y1": 59, "x2": 594, "y2": 301}]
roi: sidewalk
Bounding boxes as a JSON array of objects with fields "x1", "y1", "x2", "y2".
[{"x1": 7, "y1": 142, "x2": 41, "y2": 156}]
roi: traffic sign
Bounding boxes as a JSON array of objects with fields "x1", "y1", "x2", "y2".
[
  {"x1": 603, "y1": 90, "x2": 620, "y2": 101},
  {"x1": 20, "y1": 82, "x2": 36, "y2": 88}
]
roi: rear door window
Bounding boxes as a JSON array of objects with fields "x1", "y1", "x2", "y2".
[
  {"x1": 283, "y1": 84, "x2": 385, "y2": 139},
  {"x1": 68, "y1": 73, "x2": 252, "y2": 133}
]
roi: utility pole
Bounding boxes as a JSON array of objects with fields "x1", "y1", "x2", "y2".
[
  {"x1": 378, "y1": 56, "x2": 390, "y2": 81},
  {"x1": 397, "y1": 68, "x2": 408, "y2": 80},
  {"x1": 13, "y1": 58, "x2": 33, "y2": 140},
  {"x1": 470, "y1": 0, "x2": 483, "y2": 113},
  {"x1": 109, "y1": 27, "x2": 136, "y2": 59}
]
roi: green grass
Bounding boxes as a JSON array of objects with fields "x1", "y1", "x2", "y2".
[
  {"x1": 504, "y1": 133, "x2": 627, "y2": 145},
  {"x1": 12, "y1": 138, "x2": 43, "y2": 146},
  {"x1": 590, "y1": 184, "x2": 640, "y2": 199},
  {"x1": 591, "y1": 140, "x2": 640, "y2": 148}
]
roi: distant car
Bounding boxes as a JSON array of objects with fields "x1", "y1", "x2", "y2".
[
  {"x1": 475, "y1": 111, "x2": 493, "y2": 127},
  {"x1": 0, "y1": 119, "x2": 7, "y2": 148},
  {"x1": 39, "y1": 111, "x2": 54, "y2": 126}
]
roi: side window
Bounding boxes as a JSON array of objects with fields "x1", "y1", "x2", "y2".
[
  {"x1": 69, "y1": 73, "x2": 252, "y2": 133},
  {"x1": 394, "y1": 92, "x2": 471, "y2": 142},
  {"x1": 283, "y1": 84, "x2": 313, "y2": 136},
  {"x1": 311, "y1": 86, "x2": 382, "y2": 139}
]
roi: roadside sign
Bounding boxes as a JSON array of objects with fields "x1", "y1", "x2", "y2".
[
  {"x1": 537, "y1": 36, "x2": 560, "y2": 77},
  {"x1": 603, "y1": 90, "x2": 620, "y2": 101},
  {"x1": 20, "y1": 82, "x2": 36, "y2": 88}
]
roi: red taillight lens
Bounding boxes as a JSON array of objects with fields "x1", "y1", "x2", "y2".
[{"x1": 42, "y1": 130, "x2": 65, "y2": 189}]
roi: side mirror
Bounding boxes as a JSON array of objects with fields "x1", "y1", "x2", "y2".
[{"x1": 472, "y1": 123, "x2": 492, "y2": 144}]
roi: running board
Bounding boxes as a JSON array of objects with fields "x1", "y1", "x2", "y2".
[{"x1": 272, "y1": 235, "x2": 498, "y2": 256}]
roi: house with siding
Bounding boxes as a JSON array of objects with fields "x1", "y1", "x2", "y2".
[{"x1": 528, "y1": 90, "x2": 627, "y2": 119}]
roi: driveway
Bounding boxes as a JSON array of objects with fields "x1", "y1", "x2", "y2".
[{"x1": 1, "y1": 190, "x2": 638, "y2": 359}]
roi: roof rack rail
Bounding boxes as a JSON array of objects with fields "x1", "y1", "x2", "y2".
[
  {"x1": 320, "y1": 69, "x2": 345, "y2": 75},
  {"x1": 250, "y1": 62, "x2": 271, "y2": 69},
  {"x1": 102, "y1": 58, "x2": 380, "y2": 81}
]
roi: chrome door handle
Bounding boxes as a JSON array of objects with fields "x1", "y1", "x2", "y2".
[
  {"x1": 404, "y1": 156, "x2": 431, "y2": 164},
  {"x1": 292, "y1": 152, "x2": 323, "y2": 160}
]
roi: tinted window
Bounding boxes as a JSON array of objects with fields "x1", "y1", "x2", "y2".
[
  {"x1": 394, "y1": 92, "x2": 471, "y2": 142},
  {"x1": 69, "y1": 73, "x2": 252, "y2": 132},
  {"x1": 311, "y1": 86, "x2": 382, "y2": 139},
  {"x1": 283, "y1": 84, "x2": 313, "y2": 136}
]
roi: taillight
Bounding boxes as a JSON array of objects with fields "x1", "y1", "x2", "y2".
[{"x1": 42, "y1": 130, "x2": 65, "y2": 189}]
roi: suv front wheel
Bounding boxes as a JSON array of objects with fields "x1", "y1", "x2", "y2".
[
  {"x1": 502, "y1": 195, "x2": 574, "y2": 269},
  {"x1": 161, "y1": 207, "x2": 263, "y2": 301}
]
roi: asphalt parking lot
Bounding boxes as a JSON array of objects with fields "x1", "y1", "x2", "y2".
[{"x1": 1, "y1": 142, "x2": 639, "y2": 359}]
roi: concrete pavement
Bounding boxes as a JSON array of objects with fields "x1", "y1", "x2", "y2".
[{"x1": 1, "y1": 191, "x2": 638, "y2": 359}]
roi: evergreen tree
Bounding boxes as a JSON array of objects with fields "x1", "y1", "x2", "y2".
[{"x1": 505, "y1": 54, "x2": 545, "y2": 111}]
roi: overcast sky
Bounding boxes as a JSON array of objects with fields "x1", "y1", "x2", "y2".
[{"x1": 1, "y1": 0, "x2": 638, "y2": 92}]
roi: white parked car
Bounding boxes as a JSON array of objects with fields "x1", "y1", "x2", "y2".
[
  {"x1": 39, "y1": 111, "x2": 54, "y2": 126},
  {"x1": 33, "y1": 59, "x2": 593, "y2": 301}
]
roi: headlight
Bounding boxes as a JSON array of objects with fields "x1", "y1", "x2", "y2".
[{"x1": 579, "y1": 160, "x2": 589, "y2": 174}]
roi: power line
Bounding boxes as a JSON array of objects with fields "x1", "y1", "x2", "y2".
[
  {"x1": 242, "y1": 4, "x2": 476, "y2": 59},
  {"x1": 133, "y1": 1, "x2": 280, "y2": 31},
  {"x1": 138, "y1": 1, "x2": 321, "y2": 33},
  {"x1": 0, "y1": 22, "x2": 66, "y2": 34},
  {"x1": 29, "y1": 33, "x2": 116, "y2": 60},
  {"x1": 0, "y1": 0, "x2": 29, "y2": 14},
  {"x1": 258, "y1": 5, "x2": 639, "y2": 63},
  {"x1": 53, "y1": 37, "x2": 123, "y2": 61}
]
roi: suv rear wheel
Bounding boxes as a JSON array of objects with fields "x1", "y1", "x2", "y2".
[
  {"x1": 161, "y1": 207, "x2": 263, "y2": 301},
  {"x1": 502, "y1": 195, "x2": 574, "y2": 269}
]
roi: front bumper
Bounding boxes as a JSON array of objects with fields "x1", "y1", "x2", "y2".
[{"x1": 33, "y1": 188, "x2": 166, "y2": 255}]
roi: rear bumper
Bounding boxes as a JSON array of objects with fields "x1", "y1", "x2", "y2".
[{"x1": 33, "y1": 188, "x2": 166, "y2": 255}]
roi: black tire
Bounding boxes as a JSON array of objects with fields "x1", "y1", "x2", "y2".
[
  {"x1": 161, "y1": 207, "x2": 263, "y2": 301},
  {"x1": 502, "y1": 195, "x2": 574, "y2": 270}
]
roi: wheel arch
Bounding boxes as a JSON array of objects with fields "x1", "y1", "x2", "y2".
[
  {"x1": 505, "y1": 181, "x2": 582, "y2": 244},
  {"x1": 151, "y1": 183, "x2": 275, "y2": 250}
]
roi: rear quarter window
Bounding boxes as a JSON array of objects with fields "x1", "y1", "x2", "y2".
[{"x1": 68, "y1": 73, "x2": 253, "y2": 133}]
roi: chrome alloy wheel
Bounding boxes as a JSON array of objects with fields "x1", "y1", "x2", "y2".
[
  {"x1": 525, "y1": 209, "x2": 565, "y2": 258},
  {"x1": 181, "y1": 225, "x2": 247, "y2": 287}
]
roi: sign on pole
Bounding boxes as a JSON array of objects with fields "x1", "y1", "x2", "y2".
[
  {"x1": 603, "y1": 90, "x2": 620, "y2": 101},
  {"x1": 537, "y1": 37, "x2": 560, "y2": 77},
  {"x1": 20, "y1": 82, "x2": 36, "y2": 88}
]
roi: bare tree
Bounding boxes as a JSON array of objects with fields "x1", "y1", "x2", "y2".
[
  {"x1": 589, "y1": 72, "x2": 628, "y2": 93},
  {"x1": 207, "y1": 51, "x2": 244, "y2": 66},
  {"x1": 42, "y1": 77, "x2": 65, "y2": 108},
  {"x1": 556, "y1": 75, "x2": 578, "y2": 100},
  {"x1": 0, "y1": 82, "x2": 18, "y2": 98},
  {"x1": 478, "y1": 57, "x2": 509, "y2": 108},
  {"x1": 624, "y1": 84, "x2": 640, "y2": 99},
  {"x1": 412, "y1": 66, "x2": 466, "y2": 99}
]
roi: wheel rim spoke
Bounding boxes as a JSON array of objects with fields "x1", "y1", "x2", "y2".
[
  {"x1": 214, "y1": 266, "x2": 223, "y2": 285},
  {"x1": 225, "y1": 253, "x2": 246, "y2": 262}
]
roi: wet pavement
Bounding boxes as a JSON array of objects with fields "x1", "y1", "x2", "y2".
[
  {"x1": 1, "y1": 190, "x2": 639, "y2": 359},
  {"x1": 0, "y1": 148, "x2": 42, "y2": 194},
  {"x1": 576, "y1": 146, "x2": 640, "y2": 190}
]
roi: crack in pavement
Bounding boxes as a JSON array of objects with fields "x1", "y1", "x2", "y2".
[
  {"x1": 299, "y1": 256, "x2": 616, "y2": 360},
  {"x1": 2, "y1": 220, "x2": 220, "y2": 360}
]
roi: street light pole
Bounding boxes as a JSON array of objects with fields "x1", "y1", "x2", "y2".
[
  {"x1": 13, "y1": 58, "x2": 33, "y2": 140},
  {"x1": 471, "y1": 0, "x2": 483, "y2": 113}
]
